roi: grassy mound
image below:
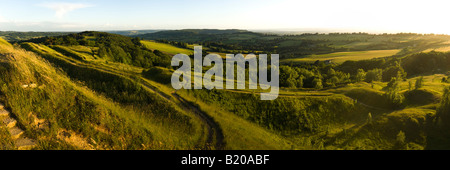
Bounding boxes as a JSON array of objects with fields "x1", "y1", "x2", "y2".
[
  {"x1": 344, "y1": 87, "x2": 392, "y2": 110},
  {"x1": 142, "y1": 66, "x2": 173, "y2": 84},
  {"x1": 404, "y1": 89, "x2": 441, "y2": 106},
  {"x1": 185, "y1": 89, "x2": 367, "y2": 135},
  {"x1": 141, "y1": 40, "x2": 193, "y2": 55}
]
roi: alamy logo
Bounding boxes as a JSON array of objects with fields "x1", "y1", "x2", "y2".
[{"x1": 171, "y1": 46, "x2": 279, "y2": 100}]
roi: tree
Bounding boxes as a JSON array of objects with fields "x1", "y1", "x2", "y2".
[
  {"x1": 395, "y1": 131, "x2": 407, "y2": 149},
  {"x1": 280, "y1": 66, "x2": 300, "y2": 88},
  {"x1": 98, "y1": 45, "x2": 109, "y2": 59},
  {"x1": 63, "y1": 36, "x2": 79, "y2": 46},
  {"x1": 132, "y1": 37, "x2": 142, "y2": 46},
  {"x1": 408, "y1": 81, "x2": 413, "y2": 91},
  {"x1": 385, "y1": 77, "x2": 405, "y2": 109},
  {"x1": 367, "y1": 112, "x2": 372, "y2": 124},
  {"x1": 437, "y1": 86, "x2": 450, "y2": 127},
  {"x1": 365, "y1": 69, "x2": 382, "y2": 83},
  {"x1": 355, "y1": 69, "x2": 366, "y2": 82},
  {"x1": 280, "y1": 66, "x2": 304, "y2": 88},
  {"x1": 313, "y1": 78, "x2": 323, "y2": 89},
  {"x1": 415, "y1": 76, "x2": 424, "y2": 89},
  {"x1": 328, "y1": 76, "x2": 339, "y2": 87},
  {"x1": 327, "y1": 68, "x2": 336, "y2": 77},
  {"x1": 386, "y1": 77, "x2": 399, "y2": 89},
  {"x1": 382, "y1": 61, "x2": 406, "y2": 82},
  {"x1": 296, "y1": 75, "x2": 304, "y2": 88}
]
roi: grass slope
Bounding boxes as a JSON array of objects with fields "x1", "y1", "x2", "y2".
[
  {"x1": 141, "y1": 40, "x2": 193, "y2": 55},
  {"x1": 12, "y1": 31, "x2": 450, "y2": 150},
  {"x1": 281, "y1": 49, "x2": 401, "y2": 64},
  {"x1": 0, "y1": 39, "x2": 202, "y2": 149}
]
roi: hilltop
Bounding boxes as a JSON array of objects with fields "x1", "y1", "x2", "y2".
[{"x1": 24, "y1": 31, "x2": 173, "y2": 68}]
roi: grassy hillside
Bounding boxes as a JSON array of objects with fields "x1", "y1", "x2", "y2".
[
  {"x1": 25, "y1": 31, "x2": 172, "y2": 68},
  {"x1": 4, "y1": 30, "x2": 450, "y2": 150},
  {"x1": 141, "y1": 40, "x2": 193, "y2": 55},
  {"x1": 0, "y1": 38, "x2": 13, "y2": 48},
  {"x1": 12, "y1": 34, "x2": 294, "y2": 150},
  {"x1": 402, "y1": 51, "x2": 450, "y2": 76},
  {"x1": 281, "y1": 49, "x2": 401, "y2": 64},
  {"x1": 423, "y1": 46, "x2": 450, "y2": 52},
  {"x1": 18, "y1": 32, "x2": 318, "y2": 150},
  {"x1": 0, "y1": 31, "x2": 73, "y2": 42},
  {"x1": 139, "y1": 30, "x2": 450, "y2": 60},
  {"x1": 0, "y1": 38, "x2": 204, "y2": 150}
]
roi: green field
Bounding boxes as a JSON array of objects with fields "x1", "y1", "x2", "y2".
[
  {"x1": 281, "y1": 49, "x2": 401, "y2": 64},
  {"x1": 141, "y1": 40, "x2": 193, "y2": 55},
  {"x1": 423, "y1": 46, "x2": 450, "y2": 52},
  {"x1": 0, "y1": 37, "x2": 12, "y2": 48}
]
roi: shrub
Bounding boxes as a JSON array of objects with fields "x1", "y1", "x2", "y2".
[{"x1": 365, "y1": 69, "x2": 383, "y2": 83}]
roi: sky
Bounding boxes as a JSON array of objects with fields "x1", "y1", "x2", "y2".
[{"x1": 1, "y1": 0, "x2": 450, "y2": 34}]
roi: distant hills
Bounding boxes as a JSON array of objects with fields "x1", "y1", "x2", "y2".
[
  {"x1": 0, "y1": 31, "x2": 73, "y2": 42},
  {"x1": 135, "y1": 29, "x2": 253, "y2": 42},
  {"x1": 135, "y1": 29, "x2": 450, "y2": 59},
  {"x1": 105, "y1": 30, "x2": 164, "y2": 36},
  {"x1": 3, "y1": 29, "x2": 450, "y2": 60}
]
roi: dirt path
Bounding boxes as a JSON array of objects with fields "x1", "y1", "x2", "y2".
[
  {"x1": 171, "y1": 92, "x2": 225, "y2": 150},
  {"x1": 140, "y1": 80, "x2": 225, "y2": 150},
  {"x1": 0, "y1": 103, "x2": 36, "y2": 150},
  {"x1": 32, "y1": 49, "x2": 226, "y2": 150}
]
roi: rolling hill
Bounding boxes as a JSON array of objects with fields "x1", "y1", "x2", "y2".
[
  {"x1": 137, "y1": 29, "x2": 450, "y2": 61},
  {"x1": 0, "y1": 31, "x2": 73, "y2": 42},
  {"x1": 1, "y1": 30, "x2": 450, "y2": 150},
  {"x1": 0, "y1": 32, "x2": 299, "y2": 150},
  {"x1": 0, "y1": 37, "x2": 205, "y2": 150}
]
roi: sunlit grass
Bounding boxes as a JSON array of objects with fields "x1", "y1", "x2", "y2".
[
  {"x1": 1, "y1": 40, "x2": 203, "y2": 150},
  {"x1": 141, "y1": 40, "x2": 193, "y2": 55},
  {"x1": 176, "y1": 89, "x2": 294, "y2": 150},
  {"x1": 281, "y1": 49, "x2": 401, "y2": 64}
]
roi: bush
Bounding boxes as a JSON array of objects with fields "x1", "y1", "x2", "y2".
[
  {"x1": 142, "y1": 67, "x2": 173, "y2": 84},
  {"x1": 385, "y1": 77, "x2": 405, "y2": 109},
  {"x1": 187, "y1": 89, "x2": 362, "y2": 135},
  {"x1": 437, "y1": 86, "x2": 450, "y2": 126},
  {"x1": 355, "y1": 69, "x2": 366, "y2": 82},
  {"x1": 313, "y1": 78, "x2": 323, "y2": 89},
  {"x1": 365, "y1": 69, "x2": 383, "y2": 83},
  {"x1": 415, "y1": 76, "x2": 424, "y2": 89}
]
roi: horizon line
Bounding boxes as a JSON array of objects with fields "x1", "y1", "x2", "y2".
[{"x1": 1, "y1": 28, "x2": 449, "y2": 36}]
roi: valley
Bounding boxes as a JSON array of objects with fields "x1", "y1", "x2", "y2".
[{"x1": 1, "y1": 30, "x2": 450, "y2": 150}]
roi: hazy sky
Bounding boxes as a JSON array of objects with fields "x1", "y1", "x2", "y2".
[{"x1": 1, "y1": 0, "x2": 450, "y2": 33}]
